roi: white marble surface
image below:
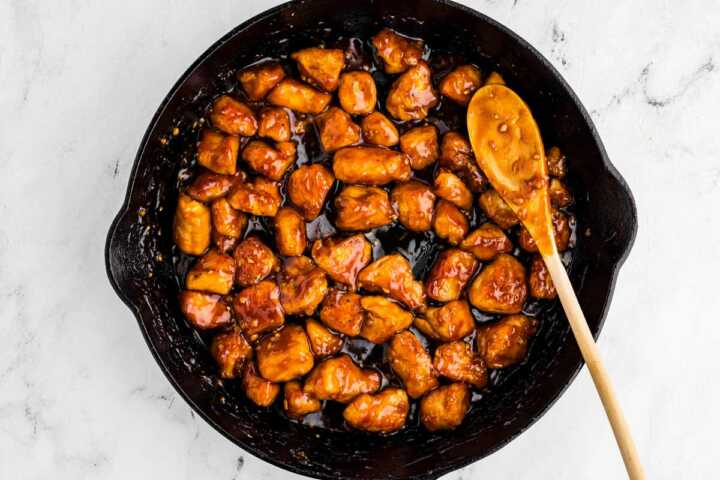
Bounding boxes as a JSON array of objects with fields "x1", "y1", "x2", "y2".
[{"x1": 1, "y1": 0, "x2": 718, "y2": 478}]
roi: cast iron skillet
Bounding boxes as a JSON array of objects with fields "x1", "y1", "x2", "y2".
[{"x1": 105, "y1": 0, "x2": 638, "y2": 478}]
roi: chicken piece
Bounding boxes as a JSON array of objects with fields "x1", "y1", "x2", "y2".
[
  {"x1": 343, "y1": 388, "x2": 409, "y2": 433},
  {"x1": 178, "y1": 291, "x2": 233, "y2": 330},
  {"x1": 242, "y1": 362, "x2": 280, "y2": 407},
  {"x1": 303, "y1": 354, "x2": 381, "y2": 403},
  {"x1": 174, "y1": 193, "x2": 211, "y2": 255},
  {"x1": 484, "y1": 71, "x2": 505, "y2": 86},
  {"x1": 267, "y1": 78, "x2": 332, "y2": 114},
  {"x1": 468, "y1": 254, "x2": 527, "y2": 314},
  {"x1": 316, "y1": 107, "x2": 361, "y2": 152},
  {"x1": 478, "y1": 189, "x2": 518, "y2": 229},
  {"x1": 311, "y1": 234, "x2": 372, "y2": 289},
  {"x1": 332, "y1": 146, "x2": 411, "y2": 186},
  {"x1": 549, "y1": 178, "x2": 573, "y2": 208},
  {"x1": 278, "y1": 256, "x2": 328, "y2": 316},
  {"x1": 283, "y1": 381, "x2": 321, "y2": 419},
  {"x1": 420, "y1": 300, "x2": 475, "y2": 342},
  {"x1": 213, "y1": 231, "x2": 238, "y2": 254},
  {"x1": 433, "y1": 341, "x2": 488, "y2": 389},
  {"x1": 546, "y1": 146, "x2": 567, "y2": 178},
  {"x1": 439, "y1": 64, "x2": 482, "y2": 106},
  {"x1": 233, "y1": 280, "x2": 284, "y2": 338},
  {"x1": 210, "y1": 95, "x2": 258, "y2": 136},
  {"x1": 334, "y1": 186, "x2": 396, "y2": 231},
  {"x1": 287, "y1": 164, "x2": 335, "y2": 220},
  {"x1": 211, "y1": 198, "x2": 247, "y2": 238},
  {"x1": 210, "y1": 327, "x2": 253, "y2": 379},
  {"x1": 359, "y1": 296, "x2": 414, "y2": 344},
  {"x1": 371, "y1": 28, "x2": 423, "y2": 74},
  {"x1": 519, "y1": 210, "x2": 571, "y2": 252},
  {"x1": 434, "y1": 170, "x2": 472, "y2": 210},
  {"x1": 291, "y1": 47, "x2": 345, "y2": 92},
  {"x1": 338, "y1": 71, "x2": 377, "y2": 115},
  {"x1": 386, "y1": 62, "x2": 438, "y2": 121},
  {"x1": 419, "y1": 383, "x2": 470, "y2": 431},
  {"x1": 241, "y1": 140, "x2": 296, "y2": 181},
  {"x1": 237, "y1": 62, "x2": 286, "y2": 101},
  {"x1": 460, "y1": 223, "x2": 513, "y2": 261},
  {"x1": 529, "y1": 255, "x2": 557, "y2": 299},
  {"x1": 477, "y1": 314, "x2": 538, "y2": 368},
  {"x1": 256, "y1": 325, "x2": 315, "y2": 382},
  {"x1": 185, "y1": 170, "x2": 241, "y2": 202},
  {"x1": 426, "y1": 249, "x2": 478, "y2": 302},
  {"x1": 197, "y1": 129, "x2": 239, "y2": 175},
  {"x1": 186, "y1": 250, "x2": 236, "y2": 295},
  {"x1": 439, "y1": 132, "x2": 486, "y2": 192},
  {"x1": 400, "y1": 125, "x2": 439, "y2": 170},
  {"x1": 391, "y1": 181, "x2": 436, "y2": 232},
  {"x1": 232, "y1": 236, "x2": 279, "y2": 287},
  {"x1": 433, "y1": 200, "x2": 469, "y2": 246},
  {"x1": 227, "y1": 176, "x2": 281, "y2": 216},
  {"x1": 319, "y1": 289, "x2": 365, "y2": 336},
  {"x1": 306, "y1": 318, "x2": 344, "y2": 357},
  {"x1": 361, "y1": 112, "x2": 399, "y2": 147},
  {"x1": 258, "y1": 107, "x2": 291, "y2": 142},
  {"x1": 358, "y1": 254, "x2": 425, "y2": 310},
  {"x1": 388, "y1": 331, "x2": 438, "y2": 398},
  {"x1": 274, "y1": 206, "x2": 307, "y2": 257}
]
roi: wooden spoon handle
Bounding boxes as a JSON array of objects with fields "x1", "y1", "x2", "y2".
[{"x1": 543, "y1": 253, "x2": 645, "y2": 480}]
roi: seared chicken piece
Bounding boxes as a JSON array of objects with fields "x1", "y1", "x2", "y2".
[
  {"x1": 211, "y1": 198, "x2": 247, "y2": 238},
  {"x1": 549, "y1": 178, "x2": 573, "y2": 208},
  {"x1": 546, "y1": 146, "x2": 567, "y2": 178},
  {"x1": 529, "y1": 255, "x2": 557, "y2": 299},
  {"x1": 316, "y1": 107, "x2": 361, "y2": 152},
  {"x1": 338, "y1": 71, "x2": 377, "y2": 115},
  {"x1": 419, "y1": 383, "x2": 470, "y2": 431},
  {"x1": 361, "y1": 112, "x2": 399, "y2": 147},
  {"x1": 232, "y1": 236, "x2": 279, "y2": 287},
  {"x1": 210, "y1": 327, "x2": 253, "y2": 379},
  {"x1": 241, "y1": 140, "x2": 296, "y2": 181},
  {"x1": 391, "y1": 181, "x2": 436, "y2": 232},
  {"x1": 186, "y1": 250, "x2": 236, "y2": 295},
  {"x1": 311, "y1": 234, "x2": 372, "y2": 289},
  {"x1": 399, "y1": 125, "x2": 439, "y2": 170},
  {"x1": 343, "y1": 388, "x2": 409, "y2": 433},
  {"x1": 426, "y1": 249, "x2": 478, "y2": 302},
  {"x1": 434, "y1": 170, "x2": 472, "y2": 210},
  {"x1": 319, "y1": 289, "x2": 365, "y2": 336},
  {"x1": 420, "y1": 300, "x2": 475, "y2": 342},
  {"x1": 433, "y1": 200, "x2": 469, "y2": 246},
  {"x1": 477, "y1": 314, "x2": 538, "y2": 368},
  {"x1": 433, "y1": 341, "x2": 488, "y2": 389},
  {"x1": 332, "y1": 146, "x2": 411, "y2": 186},
  {"x1": 256, "y1": 324, "x2": 315, "y2": 382},
  {"x1": 388, "y1": 331, "x2": 438, "y2": 398},
  {"x1": 283, "y1": 381, "x2": 321, "y2": 419},
  {"x1": 242, "y1": 362, "x2": 281, "y2": 407},
  {"x1": 468, "y1": 254, "x2": 527, "y2": 314},
  {"x1": 274, "y1": 206, "x2": 307, "y2": 257},
  {"x1": 278, "y1": 256, "x2": 328, "y2": 316},
  {"x1": 359, "y1": 296, "x2": 414, "y2": 344},
  {"x1": 237, "y1": 62, "x2": 286, "y2": 101},
  {"x1": 267, "y1": 78, "x2": 332, "y2": 114},
  {"x1": 303, "y1": 354, "x2": 381, "y2": 403},
  {"x1": 179, "y1": 291, "x2": 233, "y2": 330},
  {"x1": 439, "y1": 64, "x2": 482, "y2": 106},
  {"x1": 227, "y1": 176, "x2": 281, "y2": 216},
  {"x1": 287, "y1": 164, "x2": 335, "y2": 220},
  {"x1": 197, "y1": 129, "x2": 239, "y2": 175},
  {"x1": 210, "y1": 95, "x2": 258, "y2": 136},
  {"x1": 386, "y1": 62, "x2": 438, "y2": 121},
  {"x1": 233, "y1": 280, "x2": 284, "y2": 338},
  {"x1": 439, "y1": 132, "x2": 486, "y2": 192},
  {"x1": 174, "y1": 193, "x2": 211, "y2": 255},
  {"x1": 478, "y1": 189, "x2": 519, "y2": 229},
  {"x1": 305, "y1": 318, "x2": 344, "y2": 357},
  {"x1": 484, "y1": 70, "x2": 505, "y2": 86},
  {"x1": 460, "y1": 223, "x2": 513, "y2": 261},
  {"x1": 358, "y1": 254, "x2": 425, "y2": 310},
  {"x1": 334, "y1": 186, "x2": 396, "y2": 231},
  {"x1": 258, "y1": 107, "x2": 291, "y2": 142},
  {"x1": 291, "y1": 47, "x2": 345, "y2": 92},
  {"x1": 519, "y1": 210, "x2": 571, "y2": 252},
  {"x1": 185, "y1": 170, "x2": 241, "y2": 202},
  {"x1": 371, "y1": 28, "x2": 423, "y2": 74}
]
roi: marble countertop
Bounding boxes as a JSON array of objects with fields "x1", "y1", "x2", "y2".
[{"x1": 1, "y1": 0, "x2": 718, "y2": 478}]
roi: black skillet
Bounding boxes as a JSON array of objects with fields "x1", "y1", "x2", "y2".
[{"x1": 105, "y1": 0, "x2": 638, "y2": 478}]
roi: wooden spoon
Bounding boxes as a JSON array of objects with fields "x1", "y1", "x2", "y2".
[{"x1": 467, "y1": 84, "x2": 644, "y2": 479}]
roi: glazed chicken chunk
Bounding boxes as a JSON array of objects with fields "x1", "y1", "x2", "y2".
[
  {"x1": 213, "y1": 232, "x2": 238, "y2": 255},
  {"x1": 399, "y1": 125, "x2": 439, "y2": 170},
  {"x1": 316, "y1": 107, "x2": 361, "y2": 152},
  {"x1": 529, "y1": 255, "x2": 557, "y2": 299},
  {"x1": 311, "y1": 234, "x2": 373, "y2": 289},
  {"x1": 469, "y1": 254, "x2": 527, "y2": 314},
  {"x1": 179, "y1": 291, "x2": 233, "y2": 330},
  {"x1": 439, "y1": 132, "x2": 486, "y2": 192},
  {"x1": 197, "y1": 129, "x2": 239, "y2": 175},
  {"x1": 433, "y1": 200, "x2": 469, "y2": 246},
  {"x1": 284, "y1": 381, "x2": 321, "y2": 419},
  {"x1": 343, "y1": 388, "x2": 409, "y2": 433},
  {"x1": 232, "y1": 236, "x2": 279, "y2": 287},
  {"x1": 549, "y1": 178, "x2": 573, "y2": 208},
  {"x1": 241, "y1": 140, "x2": 296, "y2": 180},
  {"x1": 256, "y1": 325, "x2": 315, "y2": 382},
  {"x1": 303, "y1": 354, "x2": 381, "y2": 403},
  {"x1": 371, "y1": 28, "x2": 423, "y2": 74},
  {"x1": 278, "y1": 256, "x2": 328, "y2": 316},
  {"x1": 319, "y1": 289, "x2": 365, "y2": 336},
  {"x1": 439, "y1": 64, "x2": 482, "y2": 106},
  {"x1": 386, "y1": 62, "x2": 438, "y2": 121},
  {"x1": 211, "y1": 198, "x2": 247, "y2": 238},
  {"x1": 434, "y1": 170, "x2": 472, "y2": 210},
  {"x1": 291, "y1": 47, "x2": 345, "y2": 92},
  {"x1": 478, "y1": 189, "x2": 519, "y2": 229},
  {"x1": 210, "y1": 95, "x2": 258, "y2": 137},
  {"x1": 242, "y1": 362, "x2": 280, "y2": 407},
  {"x1": 185, "y1": 170, "x2": 241, "y2": 202},
  {"x1": 391, "y1": 181, "x2": 436, "y2": 232},
  {"x1": 358, "y1": 254, "x2": 426, "y2": 310},
  {"x1": 519, "y1": 210, "x2": 571, "y2": 252},
  {"x1": 305, "y1": 318, "x2": 344, "y2": 357},
  {"x1": 359, "y1": 296, "x2": 414, "y2": 344},
  {"x1": 227, "y1": 176, "x2": 281, "y2": 216},
  {"x1": 274, "y1": 206, "x2": 307, "y2": 257},
  {"x1": 338, "y1": 71, "x2": 377, "y2": 115},
  {"x1": 210, "y1": 327, "x2": 253, "y2": 379},
  {"x1": 174, "y1": 193, "x2": 211, "y2": 255},
  {"x1": 546, "y1": 146, "x2": 567, "y2": 178},
  {"x1": 419, "y1": 383, "x2": 470, "y2": 431},
  {"x1": 258, "y1": 107, "x2": 291, "y2": 142},
  {"x1": 417, "y1": 300, "x2": 475, "y2": 342},
  {"x1": 186, "y1": 249, "x2": 236, "y2": 295},
  {"x1": 332, "y1": 146, "x2": 411, "y2": 186},
  {"x1": 460, "y1": 223, "x2": 513, "y2": 261},
  {"x1": 388, "y1": 331, "x2": 438, "y2": 398},
  {"x1": 361, "y1": 112, "x2": 399, "y2": 147},
  {"x1": 425, "y1": 249, "x2": 478, "y2": 302},
  {"x1": 233, "y1": 280, "x2": 284, "y2": 338},
  {"x1": 237, "y1": 62, "x2": 286, "y2": 101},
  {"x1": 267, "y1": 78, "x2": 332, "y2": 114},
  {"x1": 433, "y1": 341, "x2": 488, "y2": 389},
  {"x1": 334, "y1": 186, "x2": 396, "y2": 231},
  {"x1": 477, "y1": 314, "x2": 538, "y2": 368},
  {"x1": 287, "y1": 163, "x2": 335, "y2": 220}
]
